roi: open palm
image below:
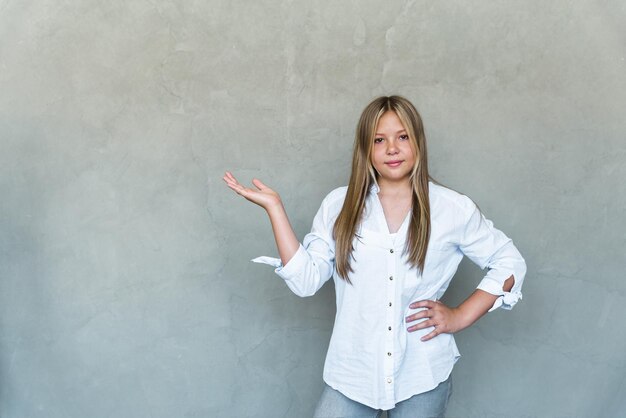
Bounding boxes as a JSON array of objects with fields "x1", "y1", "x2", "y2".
[{"x1": 222, "y1": 171, "x2": 282, "y2": 211}]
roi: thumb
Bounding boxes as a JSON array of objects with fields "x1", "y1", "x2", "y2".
[{"x1": 251, "y1": 178, "x2": 268, "y2": 190}]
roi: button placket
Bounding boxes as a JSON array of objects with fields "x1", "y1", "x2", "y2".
[{"x1": 384, "y1": 242, "x2": 396, "y2": 399}]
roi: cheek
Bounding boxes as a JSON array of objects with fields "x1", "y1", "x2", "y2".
[
  {"x1": 371, "y1": 148, "x2": 384, "y2": 166},
  {"x1": 406, "y1": 144, "x2": 417, "y2": 161}
]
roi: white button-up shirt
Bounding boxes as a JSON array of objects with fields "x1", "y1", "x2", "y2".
[{"x1": 253, "y1": 182, "x2": 526, "y2": 410}]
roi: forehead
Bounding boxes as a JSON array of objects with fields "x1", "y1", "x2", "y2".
[{"x1": 375, "y1": 111, "x2": 406, "y2": 133}]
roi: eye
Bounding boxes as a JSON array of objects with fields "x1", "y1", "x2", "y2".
[
  {"x1": 399, "y1": 134, "x2": 409, "y2": 141},
  {"x1": 374, "y1": 137, "x2": 384, "y2": 144}
]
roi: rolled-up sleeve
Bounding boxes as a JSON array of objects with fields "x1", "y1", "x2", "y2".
[
  {"x1": 457, "y1": 197, "x2": 526, "y2": 312},
  {"x1": 251, "y1": 191, "x2": 338, "y2": 297}
]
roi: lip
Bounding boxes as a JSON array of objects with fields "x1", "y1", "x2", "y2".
[{"x1": 385, "y1": 160, "x2": 403, "y2": 167}]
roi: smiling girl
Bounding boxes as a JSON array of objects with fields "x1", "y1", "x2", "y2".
[{"x1": 223, "y1": 96, "x2": 526, "y2": 417}]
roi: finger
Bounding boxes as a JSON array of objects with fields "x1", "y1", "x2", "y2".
[
  {"x1": 223, "y1": 174, "x2": 250, "y2": 192},
  {"x1": 421, "y1": 328, "x2": 439, "y2": 341},
  {"x1": 407, "y1": 319, "x2": 435, "y2": 332},
  {"x1": 224, "y1": 172, "x2": 249, "y2": 191},
  {"x1": 222, "y1": 173, "x2": 240, "y2": 187},
  {"x1": 224, "y1": 171, "x2": 238, "y2": 183},
  {"x1": 223, "y1": 177, "x2": 252, "y2": 196},
  {"x1": 409, "y1": 300, "x2": 437, "y2": 310},
  {"x1": 222, "y1": 175, "x2": 234, "y2": 186},
  {"x1": 224, "y1": 181, "x2": 246, "y2": 196},
  {"x1": 405, "y1": 309, "x2": 431, "y2": 323},
  {"x1": 223, "y1": 177, "x2": 244, "y2": 193},
  {"x1": 252, "y1": 178, "x2": 268, "y2": 190}
]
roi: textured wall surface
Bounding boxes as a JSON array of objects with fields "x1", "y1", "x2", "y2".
[{"x1": 1, "y1": 1, "x2": 625, "y2": 417}]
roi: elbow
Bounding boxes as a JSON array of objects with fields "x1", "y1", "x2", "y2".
[
  {"x1": 294, "y1": 289, "x2": 318, "y2": 298},
  {"x1": 281, "y1": 258, "x2": 333, "y2": 297},
  {"x1": 284, "y1": 278, "x2": 322, "y2": 298},
  {"x1": 289, "y1": 283, "x2": 318, "y2": 297},
  {"x1": 512, "y1": 256, "x2": 527, "y2": 290},
  {"x1": 500, "y1": 249, "x2": 527, "y2": 292},
  {"x1": 503, "y1": 275, "x2": 515, "y2": 293}
]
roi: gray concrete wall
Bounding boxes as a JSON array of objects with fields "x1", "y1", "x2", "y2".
[{"x1": 1, "y1": 1, "x2": 624, "y2": 417}]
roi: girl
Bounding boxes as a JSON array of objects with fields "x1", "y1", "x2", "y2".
[{"x1": 223, "y1": 96, "x2": 526, "y2": 417}]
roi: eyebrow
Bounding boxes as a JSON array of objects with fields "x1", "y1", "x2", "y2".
[{"x1": 375, "y1": 129, "x2": 407, "y2": 136}]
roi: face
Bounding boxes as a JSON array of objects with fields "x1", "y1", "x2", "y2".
[{"x1": 370, "y1": 111, "x2": 416, "y2": 186}]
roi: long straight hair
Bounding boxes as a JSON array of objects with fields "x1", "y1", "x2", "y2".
[{"x1": 333, "y1": 96, "x2": 431, "y2": 281}]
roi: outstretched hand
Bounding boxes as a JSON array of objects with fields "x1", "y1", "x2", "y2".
[
  {"x1": 222, "y1": 171, "x2": 282, "y2": 212},
  {"x1": 405, "y1": 300, "x2": 464, "y2": 342},
  {"x1": 223, "y1": 171, "x2": 299, "y2": 264}
]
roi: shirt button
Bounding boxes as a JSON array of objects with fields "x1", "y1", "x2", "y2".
[
  {"x1": 390, "y1": 249, "x2": 394, "y2": 253},
  {"x1": 387, "y1": 378, "x2": 392, "y2": 384},
  {"x1": 387, "y1": 352, "x2": 392, "y2": 356},
  {"x1": 388, "y1": 326, "x2": 392, "y2": 331},
  {"x1": 389, "y1": 276, "x2": 393, "y2": 281},
  {"x1": 388, "y1": 302, "x2": 392, "y2": 307}
]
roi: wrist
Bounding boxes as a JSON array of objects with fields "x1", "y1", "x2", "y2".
[
  {"x1": 266, "y1": 198, "x2": 284, "y2": 212},
  {"x1": 451, "y1": 306, "x2": 474, "y2": 333},
  {"x1": 265, "y1": 199, "x2": 285, "y2": 216}
]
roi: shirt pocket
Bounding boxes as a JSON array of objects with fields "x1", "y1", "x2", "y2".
[
  {"x1": 423, "y1": 244, "x2": 452, "y2": 282},
  {"x1": 402, "y1": 244, "x2": 453, "y2": 304}
]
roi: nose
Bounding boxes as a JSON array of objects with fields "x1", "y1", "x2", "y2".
[{"x1": 386, "y1": 139, "x2": 399, "y2": 154}]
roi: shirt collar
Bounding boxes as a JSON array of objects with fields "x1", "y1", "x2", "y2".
[{"x1": 368, "y1": 177, "x2": 380, "y2": 194}]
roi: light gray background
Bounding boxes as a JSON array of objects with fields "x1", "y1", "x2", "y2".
[{"x1": 1, "y1": 1, "x2": 625, "y2": 417}]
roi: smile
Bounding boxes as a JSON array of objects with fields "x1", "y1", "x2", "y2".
[{"x1": 385, "y1": 160, "x2": 403, "y2": 167}]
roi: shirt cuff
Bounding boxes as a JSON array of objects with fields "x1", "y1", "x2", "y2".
[
  {"x1": 251, "y1": 244, "x2": 308, "y2": 282},
  {"x1": 477, "y1": 277, "x2": 523, "y2": 312}
]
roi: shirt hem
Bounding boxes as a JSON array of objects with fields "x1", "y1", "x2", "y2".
[{"x1": 323, "y1": 363, "x2": 456, "y2": 411}]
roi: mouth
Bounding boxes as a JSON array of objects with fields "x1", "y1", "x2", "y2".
[{"x1": 385, "y1": 160, "x2": 403, "y2": 167}]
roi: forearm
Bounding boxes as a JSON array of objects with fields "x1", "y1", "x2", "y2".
[
  {"x1": 453, "y1": 275, "x2": 515, "y2": 331},
  {"x1": 223, "y1": 172, "x2": 303, "y2": 266},
  {"x1": 266, "y1": 202, "x2": 300, "y2": 266}
]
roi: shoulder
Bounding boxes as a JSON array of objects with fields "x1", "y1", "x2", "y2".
[
  {"x1": 316, "y1": 186, "x2": 348, "y2": 216},
  {"x1": 321, "y1": 186, "x2": 348, "y2": 206},
  {"x1": 429, "y1": 181, "x2": 476, "y2": 214}
]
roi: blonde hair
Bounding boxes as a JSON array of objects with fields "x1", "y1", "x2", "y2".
[{"x1": 333, "y1": 96, "x2": 431, "y2": 281}]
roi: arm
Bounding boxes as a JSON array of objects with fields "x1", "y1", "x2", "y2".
[
  {"x1": 407, "y1": 196, "x2": 526, "y2": 341},
  {"x1": 223, "y1": 171, "x2": 299, "y2": 265},
  {"x1": 406, "y1": 275, "x2": 514, "y2": 341},
  {"x1": 223, "y1": 172, "x2": 336, "y2": 296}
]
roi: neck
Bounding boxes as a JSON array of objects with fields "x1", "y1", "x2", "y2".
[{"x1": 377, "y1": 178, "x2": 412, "y2": 197}]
